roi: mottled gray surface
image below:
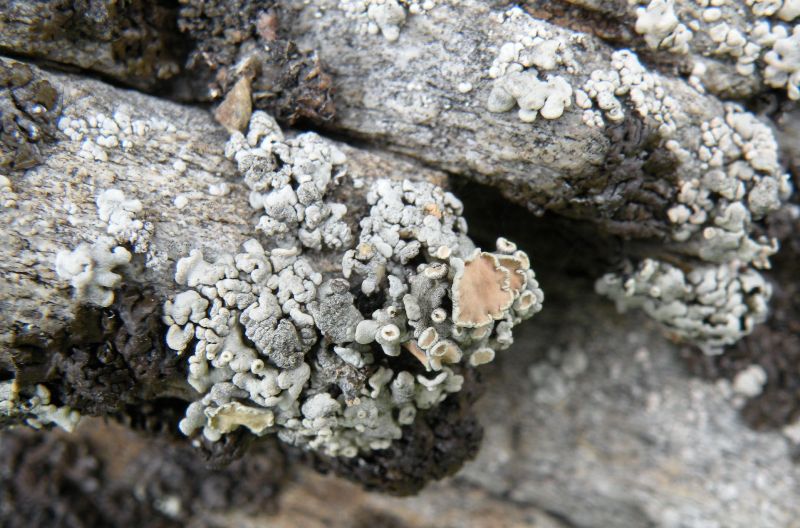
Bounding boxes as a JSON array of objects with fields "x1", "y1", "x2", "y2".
[
  {"x1": 286, "y1": 0, "x2": 740, "y2": 239},
  {"x1": 0, "y1": 62, "x2": 448, "y2": 355},
  {"x1": 459, "y1": 289, "x2": 800, "y2": 528}
]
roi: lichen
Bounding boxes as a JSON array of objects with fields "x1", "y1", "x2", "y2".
[
  {"x1": 633, "y1": 0, "x2": 693, "y2": 54},
  {"x1": 577, "y1": 49, "x2": 678, "y2": 135},
  {"x1": 338, "y1": 0, "x2": 437, "y2": 42},
  {"x1": 0, "y1": 174, "x2": 17, "y2": 208},
  {"x1": 589, "y1": 53, "x2": 793, "y2": 353},
  {"x1": 666, "y1": 104, "x2": 791, "y2": 266},
  {"x1": 486, "y1": 16, "x2": 577, "y2": 122},
  {"x1": 596, "y1": 259, "x2": 772, "y2": 354},
  {"x1": 763, "y1": 25, "x2": 800, "y2": 100},
  {"x1": 624, "y1": 0, "x2": 800, "y2": 100},
  {"x1": 96, "y1": 188, "x2": 152, "y2": 253},
  {"x1": 165, "y1": 111, "x2": 544, "y2": 457},
  {"x1": 0, "y1": 428, "x2": 286, "y2": 527},
  {"x1": 1, "y1": 381, "x2": 80, "y2": 432},
  {"x1": 55, "y1": 239, "x2": 132, "y2": 308}
]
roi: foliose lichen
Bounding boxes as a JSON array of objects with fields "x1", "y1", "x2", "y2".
[
  {"x1": 486, "y1": 12, "x2": 577, "y2": 122},
  {"x1": 576, "y1": 49, "x2": 678, "y2": 135},
  {"x1": 55, "y1": 239, "x2": 131, "y2": 308},
  {"x1": 596, "y1": 259, "x2": 772, "y2": 354},
  {"x1": 627, "y1": 0, "x2": 800, "y2": 100},
  {"x1": 0, "y1": 381, "x2": 80, "y2": 432},
  {"x1": 589, "y1": 51, "x2": 793, "y2": 353},
  {"x1": 165, "y1": 111, "x2": 544, "y2": 457},
  {"x1": 665, "y1": 104, "x2": 792, "y2": 266}
]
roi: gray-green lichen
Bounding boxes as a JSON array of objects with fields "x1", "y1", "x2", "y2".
[
  {"x1": 165, "y1": 111, "x2": 544, "y2": 457},
  {"x1": 596, "y1": 100, "x2": 792, "y2": 352},
  {"x1": 596, "y1": 259, "x2": 771, "y2": 354},
  {"x1": 486, "y1": 9, "x2": 577, "y2": 122},
  {"x1": 665, "y1": 104, "x2": 791, "y2": 266},
  {"x1": 588, "y1": 48, "x2": 793, "y2": 353},
  {"x1": 576, "y1": 49, "x2": 678, "y2": 135}
]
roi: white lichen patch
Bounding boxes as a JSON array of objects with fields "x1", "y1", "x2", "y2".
[
  {"x1": 0, "y1": 174, "x2": 17, "y2": 209},
  {"x1": 763, "y1": 25, "x2": 800, "y2": 100},
  {"x1": 746, "y1": 0, "x2": 800, "y2": 21},
  {"x1": 596, "y1": 259, "x2": 771, "y2": 354},
  {"x1": 1, "y1": 381, "x2": 81, "y2": 432},
  {"x1": 633, "y1": 0, "x2": 693, "y2": 53},
  {"x1": 488, "y1": 72, "x2": 573, "y2": 122},
  {"x1": 96, "y1": 188, "x2": 152, "y2": 252},
  {"x1": 55, "y1": 238, "x2": 131, "y2": 307},
  {"x1": 486, "y1": 18, "x2": 578, "y2": 122},
  {"x1": 338, "y1": 0, "x2": 435, "y2": 42},
  {"x1": 166, "y1": 112, "x2": 544, "y2": 457},
  {"x1": 57, "y1": 109, "x2": 176, "y2": 160},
  {"x1": 579, "y1": 50, "x2": 678, "y2": 136},
  {"x1": 732, "y1": 364, "x2": 768, "y2": 397}
]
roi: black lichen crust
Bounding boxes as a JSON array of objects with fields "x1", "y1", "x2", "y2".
[
  {"x1": 11, "y1": 283, "x2": 182, "y2": 423},
  {"x1": 0, "y1": 427, "x2": 287, "y2": 528},
  {"x1": 177, "y1": 2, "x2": 335, "y2": 124},
  {"x1": 0, "y1": 429, "x2": 178, "y2": 528},
  {"x1": 29, "y1": 0, "x2": 184, "y2": 90},
  {"x1": 0, "y1": 58, "x2": 61, "y2": 171},
  {"x1": 177, "y1": 0, "x2": 270, "y2": 70},
  {"x1": 303, "y1": 368, "x2": 485, "y2": 495},
  {"x1": 131, "y1": 437, "x2": 287, "y2": 517},
  {"x1": 53, "y1": 284, "x2": 181, "y2": 416},
  {"x1": 192, "y1": 427, "x2": 257, "y2": 469}
]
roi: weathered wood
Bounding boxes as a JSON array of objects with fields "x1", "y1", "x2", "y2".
[
  {"x1": 284, "y1": 0, "x2": 739, "y2": 239},
  {"x1": 0, "y1": 57, "x2": 447, "y2": 357},
  {"x1": 0, "y1": 0, "x2": 183, "y2": 91}
]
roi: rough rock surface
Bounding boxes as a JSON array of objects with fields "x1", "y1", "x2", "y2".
[{"x1": 460, "y1": 291, "x2": 800, "y2": 528}]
